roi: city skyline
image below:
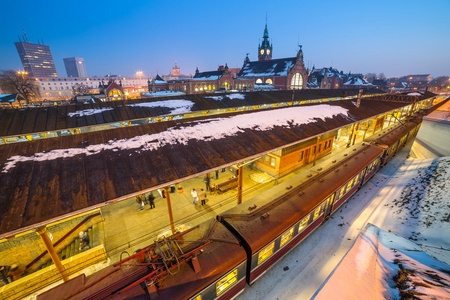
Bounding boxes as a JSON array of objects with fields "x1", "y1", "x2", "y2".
[{"x1": 1, "y1": 0, "x2": 449, "y2": 78}]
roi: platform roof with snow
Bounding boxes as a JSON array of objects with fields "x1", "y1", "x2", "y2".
[
  {"x1": 0, "y1": 98, "x2": 419, "y2": 237},
  {"x1": 0, "y1": 90, "x2": 390, "y2": 138}
]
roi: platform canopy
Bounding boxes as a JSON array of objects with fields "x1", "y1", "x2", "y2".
[{"x1": 0, "y1": 98, "x2": 414, "y2": 237}]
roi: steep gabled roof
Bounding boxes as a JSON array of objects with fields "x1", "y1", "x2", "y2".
[
  {"x1": 344, "y1": 75, "x2": 372, "y2": 86},
  {"x1": 193, "y1": 70, "x2": 224, "y2": 80},
  {"x1": 238, "y1": 57, "x2": 297, "y2": 77}
]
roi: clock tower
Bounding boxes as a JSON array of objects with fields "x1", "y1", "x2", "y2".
[{"x1": 258, "y1": 22, "x2": 273, "y2": 61}]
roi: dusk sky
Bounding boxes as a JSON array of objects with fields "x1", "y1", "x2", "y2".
[{"x1": 1, "y1": 0, "x2": 449, "y2": 79}]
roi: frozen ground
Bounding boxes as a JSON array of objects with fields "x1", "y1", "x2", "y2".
[{"x1": 236, "y1": 144, "x2": 450, "y2": 300}]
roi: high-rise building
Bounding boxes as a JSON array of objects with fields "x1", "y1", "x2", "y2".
[
  {"x1": 15, "y1": 38, "x2": 58, "y2": 78},
  {"x1": 63, "y1": 57, "x2": 87, "y2": 78}
]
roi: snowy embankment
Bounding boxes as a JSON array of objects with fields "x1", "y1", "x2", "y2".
[
  {"x1": 313, "y1": 223, "x2": 450, "y2": 300},
  {"x1": 237, "y1": 150, "x2": 450, "y2": 300}
]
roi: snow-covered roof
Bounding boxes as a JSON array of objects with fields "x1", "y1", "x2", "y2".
[
  {"x1": 238, "y1": 57, "x2": 297, "y2": 77},
  {"x1": 343, "y1": 76, "x2": 372, "y2": 86},
  {"x1": 0, "y1": 98, "x2": 412, "y2": 235},
  {"x1": 193, "y1": 70, "x2": 223, "y2": 80},
  {"x1": 142, "y1": 91, "x2": 186, "y2": 97}
]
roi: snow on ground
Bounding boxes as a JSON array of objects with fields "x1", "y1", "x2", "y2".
[
  {"x1": 236, "y1": 146, "x2": 450, "y2": 300},
  {"x1": 1, "y1": 104, "x2": 349, "y2": 173},
  {"x1": 313, "y1": 224, "x2": 450, "y2": 300}
]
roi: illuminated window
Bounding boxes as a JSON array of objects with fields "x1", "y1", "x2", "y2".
[
  {"x1": 216, "y1": 269, "x2": 238, "y2": 296},
  {"x1": 213, "y1": 85, "x2": 216, "y2": 90},
  {"x1": 346, "y1": 180, "x2": 353, "y2": 192},
  {"x1": 280, "y1": 227, "x2": 294, "y2": 248},
  {"x1": 313, "y1": 205, "x2": 321, "y2": 221},
  {"x1": 265, "y1": 78, "x2": 273, "y2": 84},
  {"x1": 193, "y1": 295, "x2": 201, "y2": 300},
  {"x1": 354, "y1": 175, "x2": 359, "y2": 185},
  {"x1": 264, "y1": 155, "x2": 270, "y2": 164},
  {"x1": 222, "y1": 82, "x2": 231, "y2": 89},
  {"x1": 290, "y1": 73, "x2": 303, "y2": 89},
  {"x1": 338, "y1": 187, "x2": 345, "y2": 199},
  {"x1": 298, "y1": 151, "x2": 304, "y2": 161},
  {"x1": 195, "y1": 85, "x2": 198, "y2": 91},
  {"x1": 270, "y1": 157, "x2": 276, "y2": 166},
  {"x1": 256, "y1": 78, "x2": 263, "y2": 84},
  {"x1": 258, "y1": 242, "x2": 274, "y2": 265},
  {"x1": 299, "y1": 215, "x2": 310, "y2": 232},
  {"x1": 208, "y1": 85, "x2": 211, "y2": 90}
]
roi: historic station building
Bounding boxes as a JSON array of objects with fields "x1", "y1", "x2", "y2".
[{"x1": 237, "y1": 23, "x2": 308, "y2": 90}]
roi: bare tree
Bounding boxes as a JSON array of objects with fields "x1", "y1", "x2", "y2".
[
  {"x1": 72, "y1": 83, "x2": 91, "y2": 96},
  {"x1": 0, "y1": 70, "x2": 40, "y2": 104},
  {"x1": 378, "y1": 73, "x2": 386, "y2": 80}
]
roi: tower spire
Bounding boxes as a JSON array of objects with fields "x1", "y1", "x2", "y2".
[{"x1": 258, "y1": 17, "x2": 272, "y2": 61}]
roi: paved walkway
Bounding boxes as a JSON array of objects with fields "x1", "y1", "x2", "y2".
[{"x1": 99, "y1": 118, "x2": 401, "y2": 264}]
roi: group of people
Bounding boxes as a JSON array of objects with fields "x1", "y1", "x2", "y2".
[
  {"x1": 0, "y1": 264, "x2": 26, "y2": 286},
  {"x1": 191, "y1": 188, "x2": 207, "y2": 206},
  {"x1": 136, "y1": 192, "x2": 156, "y2": 210}
]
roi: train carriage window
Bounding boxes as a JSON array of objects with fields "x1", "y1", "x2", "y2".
[
  {"x1": 280, "y1": 227, "x2": 294, "y2": 248},
  {"x1": 258, "y1": 242, "x2": 275, "y2": 265},
  {"x1": 354, "y1": 174, "x2": 360, "y2": 185},
  {"x1": 192, "y1": 295, "x2": 201, "y2": 300},
  {"x1": 264, "y1": 155, "x2": 270, "y2": 164},
  {"x1": 313, "y1": 205, "x2": 322, "y2": 221},
  {"x1": 346, "y1": 180, "x2": 353, "y2": 192},
  {"x1": 338, "y1": 187, "x2": 345, "y2": 199},
  {"x1": 216, "y1": 269, "x2": 238, "y2": 296},
  {"x1": 298, "y1": 215, "x2": 310, "y2": 232}
]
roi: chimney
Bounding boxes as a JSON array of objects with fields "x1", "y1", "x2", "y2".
[{"x1": 357, "y1": 89, "x2": 363, "y2": 108}]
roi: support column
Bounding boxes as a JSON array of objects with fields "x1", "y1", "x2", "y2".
[
  {"x1": 237, "y1": 166, "x2": 243, "y2": 205},
  {"x1": 347, "y1": 124, "x2": 355, "y2": 148},
  {"x1": 352, "y1": 122, "x2": 360, "y2": 146},
  {"x1": 362, "y1": 120, "x2": 369, "y2": 140},
  {"x1": 313, "y1": 136, "x2": 321, "y2": 166},
  {"x1": 165, "y1": 187, "x2": 176, "y2": 235},
  {"x1": 406, "y1": 96, "x2": 418, "y2": 126},
  {"x1": 36, "y1": 227, "x2": 69, "y2": 282}
]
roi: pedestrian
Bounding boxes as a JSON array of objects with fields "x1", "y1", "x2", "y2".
[
  {"x1": 191, "y1": 188, "x2": 198, "y2": 205},
  {"x1": 199, "y1": 188, "x2": 206, "y2": 205},
  {"x1": 148, "y1": 192, "x2": 155, "y2": 209},
  {"x1": 136, "y1": 195, "x2": 144, "y2": 210},
  {"x1": 79, "y1": 231, "x2": 90, "y2": 252},
  {"x1": 0, "y1": 266, "x2": 11, "y2": 286},
  {"x1": 215, "y1": 170, "x2": 219, "y2": 179},
  {"x1": 204, "y1": 175, "x2": 210, "y2": 191}
]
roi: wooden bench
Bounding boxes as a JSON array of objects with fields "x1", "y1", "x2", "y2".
[{"x1": 215, "y1": 177, "x2": 239, "y2": 194}]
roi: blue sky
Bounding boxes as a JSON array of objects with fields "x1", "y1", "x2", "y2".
[{"x1": 0, "y1": 0, "x2": 449, "y2": 78}]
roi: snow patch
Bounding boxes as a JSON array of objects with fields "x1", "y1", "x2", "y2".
[{"x1": 68, "y1": 108, "x2": 114, "y2": 117}]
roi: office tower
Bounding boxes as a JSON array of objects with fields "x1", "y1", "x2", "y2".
[
  {"x1": 15, "y1": 36, "x2": 58, "y2": 78},
  {"x1": 64, "y1": 57, "x2": 87, "y2": 78}
]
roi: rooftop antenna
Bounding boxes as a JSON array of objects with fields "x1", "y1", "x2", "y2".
[{"x1": 22, "y1": 29, "x2": 29, "y2": 43}]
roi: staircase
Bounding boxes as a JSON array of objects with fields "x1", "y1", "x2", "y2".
[{"x1": 39, "y1": 223, "x2": 101, "y2": 269}]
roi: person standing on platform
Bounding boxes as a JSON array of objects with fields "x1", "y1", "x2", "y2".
[
  {"x1": 215, "y1": 170, "x2": 219, "y2": 179},
  {"x1": 136, "y1": 195, "x2": 144, "y2": 210},
  {"x1": 204, "y1": 175, "x2": 210, "y2": 191},
  {"x1": 199, "y1": 188, "x2": 206, "y2": 206},
  {"x1": 148, "y1": 192, "x2": 155, "y2": 209},
  {"x1": 191, "y1": 188, "x2": 198, "y2": 205},
  {"x1": 79, "y1": 231, "x2": 90, "y2": 252}
]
